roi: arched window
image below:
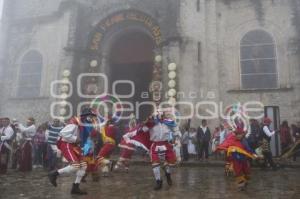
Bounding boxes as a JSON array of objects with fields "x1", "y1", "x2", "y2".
[
  {"x1": 17, "y1": 50, "x2": 43, "y2": 98},
  {"x1": 240, "y1": 30, "x2": 278, "y2": 89}
]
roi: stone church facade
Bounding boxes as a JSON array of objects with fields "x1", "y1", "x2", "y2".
[{"x1": 0, "y1": 0, "x2": 300, "y2": 131}]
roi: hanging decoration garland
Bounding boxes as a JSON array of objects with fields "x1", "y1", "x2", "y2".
[
  {"x1": 167, "y1": 63, "x2": 177, "y2": 105},
  {"x1": 150, "y1": 55, "x2": 163, "y2": 106}
]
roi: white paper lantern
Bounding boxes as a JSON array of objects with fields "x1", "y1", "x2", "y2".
[
  {"x1": 62, "y1": 70, "x2": 71, "y2": 77},
  {"x1": 60, "y1": 101, "x2": 68, "y2": 107},
  {"x1": 62, "y1": 78, "x2": 69, "y2": 84},
  {"x1": 61, "y1": 85, "x2": 69, "y2": 93},
  {"x1": 168, "y1": 71, "x2": 176, "y2": 79},
  {"x1": 168, "y1": 63, "x2": 177, "y2": 71},
  {"x1": 60, "y1": 108, "x2": 67, "y2": 116},
  {"x1": 61, "y1": 93, "x2": 68, "y2": 99},
  {"x1": 168, "y1": 89, "x2": 176, "y2": 97},
  {"x1": 152, "y1": 94, "x2": 161, "y2": 101},
  {"x1": 155, "y1": 55, "x2": 162, "y2": 63},
  {"x1": 90, "y1": 60, "x2": 98, "y2": 67},
  {"x1": 168, "y1": 80, "x2": 176, "y2": 88},
  {"x1": 168, "y1": 97, "x2": 176, "y2": 105}
]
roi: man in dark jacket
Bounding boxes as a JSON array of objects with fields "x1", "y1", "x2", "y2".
[{"x1": 197, "y1": 119, "x2": 211, "y2": 160}]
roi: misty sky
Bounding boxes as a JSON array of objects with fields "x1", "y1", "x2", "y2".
[{"x1": 0, "y1": 0, "x2": 3, "y2": 20}]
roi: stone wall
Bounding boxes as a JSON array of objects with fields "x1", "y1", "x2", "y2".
[
  {"x1": 179, "y1": 0, "x2": 300, "y2": 127},
  {"x1": 0, "y1": 0, "x2": 73, "y2": 124}
]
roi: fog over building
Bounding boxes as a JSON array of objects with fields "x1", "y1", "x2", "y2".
[{"x1": 0, "y1": 0, "x2": 300, "y2": 131}]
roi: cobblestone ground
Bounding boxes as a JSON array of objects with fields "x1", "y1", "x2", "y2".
[{"x1": 0, "y1": 166, "x2": 299, "y2": 199}]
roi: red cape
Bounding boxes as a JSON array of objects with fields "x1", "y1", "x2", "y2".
[
  {"x1": 217, "y1": 133, "x2": 255, "y2": 159},
  {"x1": 119, "y1": 125, "x2": 152, "y2": 152}
]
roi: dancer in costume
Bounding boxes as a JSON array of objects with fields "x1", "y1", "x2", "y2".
[
  {"x1": 96, "y1": 117, "x2": 117, "y2": 176},
  {"x1": 222, "y1": 103, "x2": 249, "y2": 178},
  {"x1": 114, "y1": 114, "x2": 151, "y2": 172},
  {"x1": 48, "y1": 108, "x2": 98, "y2": 195},
  {"x1": 80, "y1": 112, "x2": 102, "y2": 182},
  {"x1": 222, "y1": 129, "x2": 235, "y2": 177},
  {"x1": 143, "y1": 109, "x2": 181, "y2": 190},
  {"x1": 216, "y1": 126, "x2": 257, "y2": 191},
  {"x1": 81, "y1": 130, "x2": 102, "y2": 182}
]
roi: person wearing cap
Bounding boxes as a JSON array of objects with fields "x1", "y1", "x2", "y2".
[
  {"x1": 0, "y1": 117, "x2": 14, "y2": 174},
  {"x1": 96, "y1": 116, "x2": 117, "y2": 177},
  {"x1": 216, "y1": 125, "x2": 257, "y2": 191},
  {"x1": 47, "y1": 108, "x2": 98, "y2": 195},
  {"x1": 17, "y1": 117, "x2": 37, "y2": 172},
  {"x1": 260, "y1": 117, "x2": 277, "y2": 170}
]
